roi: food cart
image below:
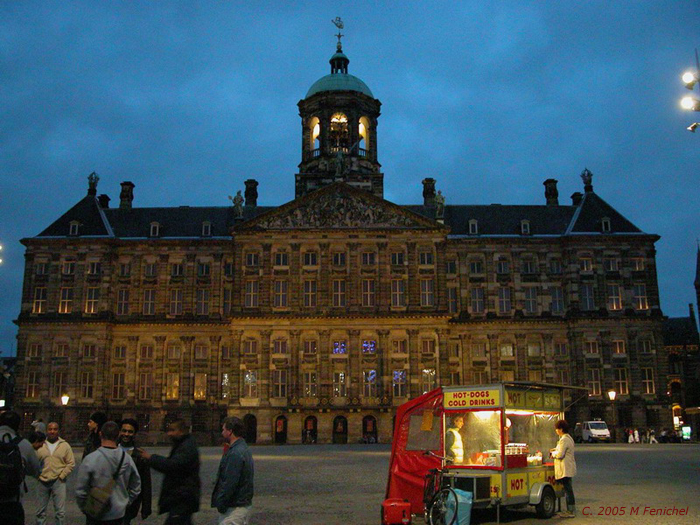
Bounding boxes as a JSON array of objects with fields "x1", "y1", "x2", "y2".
[{"x1": 383, "y1": 382, "x2": 583, "y2": 524}]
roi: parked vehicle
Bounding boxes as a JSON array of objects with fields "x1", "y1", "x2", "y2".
[{"x1": 574, "y1": 421, "x2": 610, "y2": 443}]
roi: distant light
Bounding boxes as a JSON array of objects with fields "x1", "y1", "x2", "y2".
[
  {"x1": 0, "y1": 399, "x2": 5, "y2": 408},
  {"x1": 681, "y1": 96, "x2": 700, "y2": 110},
  {"x1": 607, "y1": 390, "x2": 617, "y2": 401},
  {"x1": 682, "y1": 71, "x2": 698, "y2": 89}
]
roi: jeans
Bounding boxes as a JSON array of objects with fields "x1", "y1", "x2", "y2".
[
  {"x1": 36, "y1": 479, "x2": 67, "y2": 525},
  {"x1": 218, "y1": 506, "x2": 252, "y2": 525},
  {"x1": 558, "y1": 477, "x2": 575, "y2": 510}
]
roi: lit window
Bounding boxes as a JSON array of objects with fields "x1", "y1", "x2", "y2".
[
  {"x1": 221, "y1": 372, "x2": 231, "y2": 399},
  {"x1": 607, "y1": 284, "x2": 623, "y2": 311},
  {"x1": 333, "y1": 372, "x2": 347, "y2": 397},
  {"x1": 194, "y1": 373, "x2": 207, "y2": 400},
  {"x1": 393, "y1": 370, "x2": 407, "y2": 397},
  {"x1": 420, "y1": 368, "x2": 436, "y2": 394},
  {"x1": 166, "y1": 373, "x2": 180, "y2": 400},
  {"x1": 362, "y1": 340, "x2": 377, "y2": 354},
  {"x1": 58, "y1": 287, "x2": 73, "y2": 314},
  {"x1": 303, "y1": 372, "x2": 317, "y2": 397},
  {"x1": 363, "y1": 369, "x2": 377, "y2": 397},
  {"x1": 333, "y1": 340, "x2": 347, "y2": 354},
  {"x1": 500, "y1": 344, "x2": 514, "y2": 357},
  {"x1": 527, "y1": 343, "x2": 541, "y2": 357},
  {"x1": 587, "y1": 368, "x2": 601, "y2": 396},
  {"x1": 243, "y1": 370, "x2": 258, "y2": 398},
  {"x1": 633, "y1": 284, "x2": 648, "y2": 310},
  {"x1": 33, "y1": 287, "x2": 47, "y2": 314},
  {"x1": 642, "y1": 368, "x2": 655, "y2": 394}
]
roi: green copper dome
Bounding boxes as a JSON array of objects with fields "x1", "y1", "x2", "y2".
[{"x1": 305, "y1": 73, "x2": 374, "y2": 98}]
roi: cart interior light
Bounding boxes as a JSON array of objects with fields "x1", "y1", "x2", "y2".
[{"x1": 472, "y1": 410, "x2": 496, "y2": 421}]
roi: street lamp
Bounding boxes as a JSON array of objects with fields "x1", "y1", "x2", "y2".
[
  {"x1": 608, "y1": 390, "x2": 617, "y2": 443},
  {"x1": 61, "y1": 394, "x2": 69, "y2": 406},
  {"x1": 680, "y1": 49, "x2": 700, "y2": 131}
]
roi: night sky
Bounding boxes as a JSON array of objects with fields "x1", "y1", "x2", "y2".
[{"x1": 2, "y1": 2, "x2": 699, "y2": 355}]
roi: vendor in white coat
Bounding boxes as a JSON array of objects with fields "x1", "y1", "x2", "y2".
[
  {"x1": 550, "y1": 419, "x2": 577, "y2": 518},
  {"x1": 445, "y1": 415, "x2": 464, "y2": 463}
]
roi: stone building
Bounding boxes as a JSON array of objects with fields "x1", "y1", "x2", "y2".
[{"x1": 13, "y1": 38, "x2": 671, "y2": 444}]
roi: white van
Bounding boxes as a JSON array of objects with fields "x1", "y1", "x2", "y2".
[{"x1": 576, "y1": 421, "x2": 611, "y2": 443}]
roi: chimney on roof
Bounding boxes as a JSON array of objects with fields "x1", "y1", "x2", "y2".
[
  {"x1": 543, "y1": 179, "x2": 559, "y2": 206},
  {"x1": 422, "y1": 178, "x2": 436, "y2": 206},
  {"x1": 98, "y1": 194, "x2": 110, "y2": 208},
  {"x1": 244, "y1": 179, "x2": 259, "y2": 207},
  {"x1": 119, "y1": 181, "x2": 135, "y2": 210},
  {"x1": 571, "y1": 192, "x2": 583, "y2": 206},
  {"x1": 689, "y1": 303, "x2": 696, "y2": 327},
  {"x1": 87, "y1": 172, "x2": 99, "y2": 196}
]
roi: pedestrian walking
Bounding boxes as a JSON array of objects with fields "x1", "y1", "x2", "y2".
[
  {"x1": 0, "y1": 410, "x2": 42, "y2": 525},
  {"x1": 118, "y1": 419, "x2": 151, "y2": 524},
  {"x1": 649, "y1": 429, "x2": 658, "y2": 444},
  {"x1": 550, "y1": 419, "x2": 577, "y2": 518},
  {"x1": 75, "y1": 421, "x2": 141, "y2": 525},
  {"x1": 212, "y1": 417, "x2": 255, "y2": 525},
  {"x1": 36, "y1": 422, "x2": 75, "y2": 525},
  {"x1": 627, "y1": 429, "x2": 634, "y2": 444},
  {"x1": 138, "y1": 419, "x2": 200, "y2": 524},
  {"x1": 83, "y1": 412, "x2": 108, "y2": 460},
  {"x1": 633, "y1": 428, "x2": 640, "y2": 443}
]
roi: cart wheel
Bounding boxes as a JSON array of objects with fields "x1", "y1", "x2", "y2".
[
  {"x1": 428, "y1": 488, "x2": 458, "y2": 525},
  {"x1": 535, "y1": 485, "x2": 556, "y2": 519}
]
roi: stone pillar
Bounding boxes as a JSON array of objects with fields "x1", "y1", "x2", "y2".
[
  {"x1": 348, "y1": 329, "x2": 361, "y2": 399},
  {"x1": 319, "y1": 330, "x2": 331, "y2": 399},
  {"x1": 209, "y1": 335, "x2": 221, "y2": 401},
  {"x1": 179, "y1": 336, "x2": 195, "y2": 401},
  {"x1": 154, "y1": 336, "x2": 167, "y2": 406},
  {"x1": 378, "y1": 330, "x2": 390, "y2": 398},
  {"x1": 230, "y1": 330, "x2": 243, "y2": 402},
  {"x1": 260, "y1": 330, "x2": 272, "y2": 403},
  {"x1": 437, "y1": 328, "x2": 450, "y2": 386},
  {"x1": 290, "y1": 330, "x2": 301, "y2": 400},
  {"x1": 408, "y1": 329, "x2": 420, "y2": 397}
]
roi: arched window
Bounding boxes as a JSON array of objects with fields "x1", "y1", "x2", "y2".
[
  {"x1": 332, "y1": 415, "x2": 348, "y2": 444},
  {"x1": 243, "y1": 414, "x2": 257, "y2": 444},
  {"x1": 308, "y1": 116, "x2": 320, "y2": 156},
  {"x1": 362, "y1": 415, "x2": 378, "y2": 443},
  {"x1": 303, "y1": 416, "x2": 317, "y2": 444},
  {"x1": 358, "y1": 116, "x2": 370, "y2": 156},
  {"x1": 330, "y1": 113, "x2": 349, "y2": 151},
  {"x1": 274, "y1": 415, "x2": 288, "y2": 444}
]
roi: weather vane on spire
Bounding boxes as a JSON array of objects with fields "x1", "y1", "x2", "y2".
[{"x1": 332, "y1": 17, "x2": 344, "y2": 51}]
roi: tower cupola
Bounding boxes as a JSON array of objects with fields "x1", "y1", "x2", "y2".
[{"x1": 296, "y1": 18, "x2": 383, "y2": 199}]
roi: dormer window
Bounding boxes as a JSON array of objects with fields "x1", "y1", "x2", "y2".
[
  {"x1": 601, "y1": 217, "x2": 611, "y2": 233},
  {"x1": 150, "y1": 222, "x2": 160, "y2": 237},
  {"x1": 201, "y1": 221, "x2": 211, "y2": 237},
  {"x1": 69, "y1": 221, "x2": 79, "y2": 236},
  {"x1": 469, "y1": 219, "x2": 479, "y2": 235},
  {"x1": 520, "y1": 220, "x2": 531, "y2": 235}
]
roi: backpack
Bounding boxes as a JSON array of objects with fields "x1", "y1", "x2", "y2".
[
  {"x1": 0, "y1": 433, "x2": 25, "y2": 499},
  {"x1": 82, "y1": 449, "x2": 125, "y2": 519}
]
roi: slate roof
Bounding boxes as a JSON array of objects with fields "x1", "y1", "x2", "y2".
[
  {"x1": 663, "y1": 316, "x2": 700, "y2": 347},
  {"x1": 33, "y1": 184, "x2": 649, "y2": 240}
]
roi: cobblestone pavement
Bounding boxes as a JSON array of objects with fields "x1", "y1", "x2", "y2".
[{"x1": 20, "y1": 443, "x2": 700, "y2": 524}]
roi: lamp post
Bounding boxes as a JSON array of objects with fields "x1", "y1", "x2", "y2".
[{"x1": 608, "y1": 390, "x2": 617, "y2": 443}]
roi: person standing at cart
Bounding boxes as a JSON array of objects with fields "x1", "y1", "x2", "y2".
[
  {"x1": 445, "y1": 415, "x2": 464, "y2": 463},
  {"x1": 550, "y1": 420, "x2": 577, "y2": 518}
]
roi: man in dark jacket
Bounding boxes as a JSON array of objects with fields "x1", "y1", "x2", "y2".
[
  {"x1": 139, "y1": 419, "x2": 200, "y2": 525},
  {"x1": 118, "y1": 419, "x2": 151, "y2": 524},
  {"x1": 83, "y1": 411, "x2": 107, "y2": 460},
  {"x1": 212, "y1": 417, "x2": 254, "y2": 524}
]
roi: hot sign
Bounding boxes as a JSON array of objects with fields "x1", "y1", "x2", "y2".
[{"x1": 444, "y1": 389, "x2": 501, "y2": 408}]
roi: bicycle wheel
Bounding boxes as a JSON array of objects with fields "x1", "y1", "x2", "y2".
[{"x1": 428, "y1": 487, "x2": 458, "y2": 525}]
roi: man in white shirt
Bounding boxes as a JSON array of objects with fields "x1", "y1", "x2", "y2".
[{"x1": 35, "y1": 422, "x2": 75, "y2": 525}]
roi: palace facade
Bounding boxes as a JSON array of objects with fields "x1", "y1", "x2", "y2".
[{"x1": 13, "y1": 39, "x2": 671, "y2": 444}]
